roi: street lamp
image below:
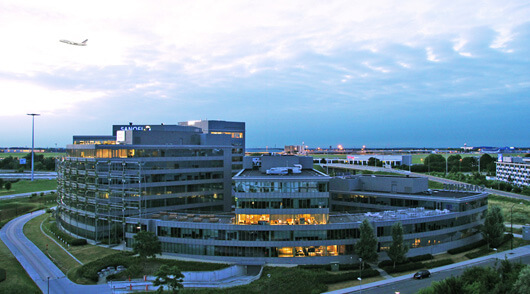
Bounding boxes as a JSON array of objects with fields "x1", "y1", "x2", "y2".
[
  {"x1": 357, "y1": 277, "x2": 362, "y2": 294},
  {"x1": 27, "y1": 113, "x2": 40, "y2": 181},
  {"x1": 511, "y1": 202, "x2": 523, "y2": 250}
]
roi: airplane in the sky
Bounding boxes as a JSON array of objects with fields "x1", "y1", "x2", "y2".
[{"x1": 59, "y1": 39, "x2": 88, "y2": 46}]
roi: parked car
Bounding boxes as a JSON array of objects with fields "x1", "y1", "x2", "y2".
[{"x1": 413, "y1": 270, "x2": 431, "y2": 279}]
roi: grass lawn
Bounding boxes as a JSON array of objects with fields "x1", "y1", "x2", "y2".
[
  {"x1": 0, "y1": 152, "x2": 65, "y2": 158},
  {"x1": 488, "y1": 194, "x2": 530, "y2": 225},
  {"x1": 311, "y1": 154, "x2": 348, "y2": 159},
  {"x1": 0, "y1": 239, "x2": 41, "y2": 294},
  {"x1": 0, "y1": 179, "x2": 57, "y2": 196},
  {"x1": 326, "y1": 275, "x2": 384, "y2": 291},
  {"x1": 23, "y1": 213, "x2": 82, "y2": 275}
]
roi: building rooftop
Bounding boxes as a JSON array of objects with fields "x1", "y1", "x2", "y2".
[
  {"x1": 140, "y1": 207, "x2": 456, "y2": 224},
  {"x1": 234, "y1": 169, "x2": 330, "y2": 179}
]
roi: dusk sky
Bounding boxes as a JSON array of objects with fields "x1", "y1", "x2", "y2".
[{"x1": 1, "y1": 1, "x2": 529, "y2": 149}]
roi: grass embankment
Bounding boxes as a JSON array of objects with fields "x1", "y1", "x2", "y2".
[
  {"x1": 0, "y1": 239, "x2": 41, "y2": 294},
  {"x1": 0, "y1": 192, "x2": 56, "y2": 228},
  {"x1": 0, "y1": 179, "x2": 57, "y2": 196},
  {"x1": 488, "y1": 194, "x2": 530, "y2": 225}
]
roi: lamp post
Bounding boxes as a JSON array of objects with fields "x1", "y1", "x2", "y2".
[
  {"x1": 511, "y1": 202, "x2": 523, "y2": 250},
  {"x1": 47, "y1": 276, "x2": 50, "y2": 294},
  {"x1": 357, "y1": 277, "x2": 362, "y2": 294},
  {"x1": 27, "y1": 113, "x2": 40, "y2": 181}
]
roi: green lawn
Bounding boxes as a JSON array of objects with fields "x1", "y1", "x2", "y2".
[
  {"x1": 0, "y1": 179, "x2": 57, "y2": 196},
  {"x1": 0, "y1": 239, "x2": 41, "y2": 294},
  {"x1": 488, "y1": 194, "x2": 530, "y2": 225}
]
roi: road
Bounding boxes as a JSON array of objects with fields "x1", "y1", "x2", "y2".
[
  {"x1": 0, "y1": 211, "x2": 111, "y2": 294},
  {"x1": 327, "y1": 245, "x2": 530, "y2": 294},
  {"x1": 0, "y1": 171, "x2": 57, "y2": 180},
  {"x1": 322, "y1": 163, "x2": 530, "y2": 201},
  {"x1": 0, "y1": 190, "x2": 56, "y2": 200}
]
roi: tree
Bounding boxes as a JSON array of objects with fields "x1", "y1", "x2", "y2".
[
  {"x1": 355, "y1": 219, "x2": 378, "y2": 263},
  {"x1": 424, "y1": 154, "x2": 446, "y2": 172},
  {"x1": 481, "y1": 206, "x2": 504, "y2": 249},
  {"x1": 387, "y1": 222, "x2": 408, "y2": 268},
  {"x1": 132, "y1": 230, "x2": 161, "y2": 258},
  {"x1": 153, "y1": 264, "x2": 184, "y2": 294},
  {"x1": 367, "y1": 157, "x2": 382, "y2": 167},
  {"x1": 479, "y1": 154, "x2": 494, "y2": 172},
  {"x1": 447, "y1": 155, "x2": 462, "y2": 172},
  {"x1": 513, "y1": 265, "x2": 530, "y2": 294},
  {"x1": 5, "y1": 182, "x2": 11, "y2": 191}
]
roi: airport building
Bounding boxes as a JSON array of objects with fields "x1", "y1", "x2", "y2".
[
  {"x1": 496, "y1": 155, "x2": 530, "y2": 186},
  {"x1": 346, "y1": 155, "x2": 412, "y2": 167}
]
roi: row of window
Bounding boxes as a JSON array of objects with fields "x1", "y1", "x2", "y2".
[
  {"x1": 67, "y1": 148, "x2": 225, "y2": 159},
  {"x1": 235, "y1": 181, "x2": 329, "y2": 193},
  {"x1": 331, "y1": 193, "x2": 487, "y2": 212},
  {"x1": 235, "y1": 198, "x2": 329, "y2": 209}
]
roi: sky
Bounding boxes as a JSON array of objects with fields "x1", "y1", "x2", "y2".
[{"x1": 1, "y1": 0, "x2": 529, "y2": 149}]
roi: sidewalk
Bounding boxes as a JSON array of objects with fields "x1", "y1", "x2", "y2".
[{"x1": 325, "y1": 245, "x2": 530, "y2": 294}]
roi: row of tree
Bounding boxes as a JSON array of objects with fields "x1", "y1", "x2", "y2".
[
  {"x1": 354, "y1": 205, "x2": 506, "y2": 266},
  {"x1": 0, "y1": 154, "x2": 56, "y2": 171},
  {"x1": 392, "y1": 154, "x2": 498, "y2": 174}
]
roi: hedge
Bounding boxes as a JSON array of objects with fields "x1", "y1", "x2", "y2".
[
  {"x1": 424, "y1": 259, "x2": 453, "y2": 269},
  {"x1": 447, "y1": 239, "x2": 487, "y2": 254},
  {"x1": 47, "y1": 222, "x2": 87, "y2": 247},
  {"x1": 464, "y1": 249, "x2": 490, "y2": 259},
  {"x1": 317, "y1": 269, "x2": 380, "y2": 284},
  {"x1": 408, "y1": 254, "x2": 433, "y2": 262},
  {"x1": 0, "y1": 268, "x2": 6, "y2": 283},
  {"x1": 383, "y1": 262, "x2": 424, "y2": 274},
  {"x1": 298, "y1": 262, "x2": 370, "y2": 271}
]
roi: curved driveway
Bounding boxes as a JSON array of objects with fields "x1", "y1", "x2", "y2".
[{"x1": 0, "y1": 211, "x2": 111, "y2": 294}]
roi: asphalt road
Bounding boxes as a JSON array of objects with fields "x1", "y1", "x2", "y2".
[
  {"x1": 0, "y1": 211, "x2": 111, "y2": 294},
  {"x1": 0, "y1": 190, "x2": 56, "y2": 200},
  {"x1": 0, "y1": 171, "x2": 57, "y2": 180}
]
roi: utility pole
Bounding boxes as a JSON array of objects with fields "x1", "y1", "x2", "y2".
[{"x1": 27, "y1": 113, "x2": 40, "y2": 181}]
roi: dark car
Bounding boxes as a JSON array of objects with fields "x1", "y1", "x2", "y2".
[{"x1": 413, "y1": 270, "x2": 431, "y2": 279}]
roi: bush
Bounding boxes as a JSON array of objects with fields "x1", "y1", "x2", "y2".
[
  {"x1": 465, "y1": 248, "x2": 490, "y2": 259},
  {"x1": 0, "y1": 267, "x2": 6, "y2": 283},
  {"x1": 424, "y1": 259, "x2": 453, "y2": 268},
  {"x1": 409, "y1": 254, "x2": 434, "y2": 262},
  {"x1": 317, "y1": 269, "x2": 380, "y2": 284},
  {"x1": 47, "y1": 222, "x2": 87, "y2": 246},
  {"x1": 447, "y1": 240, "x2": 487, "y2": 254},
  {"x1": 70, "y1": 239, "x2": 88, "y2": 246},
  {"x1": 298, "y1": 262, "x2": 370, "y2": 271},
  {"x1": 383, "y1": 262, "x2": 425, "y2": 274}
]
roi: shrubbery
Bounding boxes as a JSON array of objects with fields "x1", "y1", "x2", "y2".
[
  {"x1": 0, "y1": 268, "x2": 6, "y2": 283},
  {"x1": 298, "y1": 262, "x2": 370, "y2": 271},
  {"x1": 424, "y1": 259, "x2": 453, "y2": 268},
  {"x1": 447, "y1": 239, "x2": 487, "y2": 254},
  {"x1": 317, "y1": 268, "x2": 380, "y2": 284},
  {"x1": 408, "y1": 254, "x2": 433, "y2": 262},
  {"x1": 383, "y1": 262, "x2": 425, "y2": 274},
  {"x1": 47, "y1": 222, "x2": 87, "y2": 247}
]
